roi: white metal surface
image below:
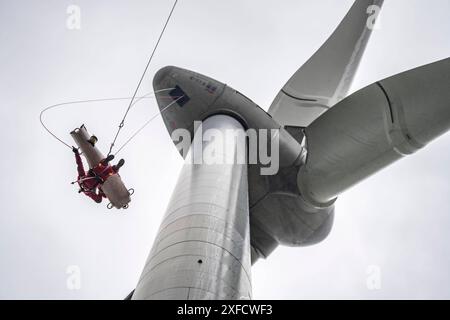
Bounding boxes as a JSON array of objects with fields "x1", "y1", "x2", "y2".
[
  {"x1": 152, "y1": 65, "x2": 335, "y2": 263},
  {"x1": 133, "y1": 115, "x2": 251, "y2": 299},
  {"x1": 298, "y1": 58, "x2": 450, "y2": 205},
  {"x1": 142, "y1": 0, "x2": 449, "y2": 273},
  {"x1": 269, "y1": 0, "x2": 384, "y2": 127}
]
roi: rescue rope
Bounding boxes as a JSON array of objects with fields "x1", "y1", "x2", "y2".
[
  {"x1": 108, "y1": 0, "x2": 179, "y2": 156},
  {"x1": 114, "y1": 95, "x2": 185, "y2": 155},
  {"x1": 39, "y1": 89, "x2": 172, "y2": 150}
]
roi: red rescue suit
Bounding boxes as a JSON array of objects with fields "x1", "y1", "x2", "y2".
[{"x1": 74, "y1": 151, "x2": 118, "y2": 203}]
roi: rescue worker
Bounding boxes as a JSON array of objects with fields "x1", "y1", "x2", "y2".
[{"x1": 72, "y1": 145, "x2": 125, "y2": 203}]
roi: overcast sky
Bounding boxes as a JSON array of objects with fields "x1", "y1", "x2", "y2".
[{"x1": 1, "y1": 0, "x2": 449, "y2": 299}]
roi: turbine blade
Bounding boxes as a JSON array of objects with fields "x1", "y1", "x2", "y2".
[
  {"x1": 269, "y1": 0, "x2": 384, "y2": 127},
  {"x1": 298, "y1": 58, "x2": 450, "y2": 207}
]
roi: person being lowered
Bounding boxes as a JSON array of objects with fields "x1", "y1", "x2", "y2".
[{"x1": 72, "y1": 136, "x2": 125, "y2": 203}]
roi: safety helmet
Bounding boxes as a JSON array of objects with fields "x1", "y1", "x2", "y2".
[{"x1": 88, "y1": 135, "x2": 98, "y2": 146}]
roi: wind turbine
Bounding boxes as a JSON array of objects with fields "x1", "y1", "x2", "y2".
[{"x1": 129, "y1": 0, "x2": 450, "y2": 299}]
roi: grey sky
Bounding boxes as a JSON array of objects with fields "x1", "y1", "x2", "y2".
[{"x1": 0, "y1": 0, "x2": 449, "y2": 299}]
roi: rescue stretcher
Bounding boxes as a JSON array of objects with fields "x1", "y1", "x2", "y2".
[{"x1": 70, "y1": 125, "x2": 132, "y2": 209}]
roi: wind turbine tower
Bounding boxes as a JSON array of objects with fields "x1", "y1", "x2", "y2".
[{"x1": 130, "y1": 0, "x2": 450, "y2": 299}]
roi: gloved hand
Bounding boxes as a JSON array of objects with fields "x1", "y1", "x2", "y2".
[{"x1": 72, "y1": 146, "x2": 79, "y2": 154}]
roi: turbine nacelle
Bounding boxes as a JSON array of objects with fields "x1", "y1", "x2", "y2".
[{"x1": 153, "y1": 65, "x2": 335, "y2": 262}]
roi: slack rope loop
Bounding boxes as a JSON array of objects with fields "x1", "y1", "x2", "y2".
[
  {"x1": 39, "y1": 88, "x2": 174, "y2": 150},
  {"x1": 108, "y1": 0, "x2": 179, "y2": 156}
]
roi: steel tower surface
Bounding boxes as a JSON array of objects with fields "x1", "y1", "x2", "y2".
[
  {"x1": 133, "y1": 115, "x2": 251, "y2": 299},
  {"x1": 129, "y1": 0, "x2": 450, "y2": 300}
]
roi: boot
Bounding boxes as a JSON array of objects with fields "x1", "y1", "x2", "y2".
[
  {"x1": 116, "y1": 159, "x2": 125, "y2": 169},
  {"x1": 113, "y1": 159, "x2": 125, "y2": 173},
  {"x1": 101, "y1": 154, "x2": 115, "y2": 165}
]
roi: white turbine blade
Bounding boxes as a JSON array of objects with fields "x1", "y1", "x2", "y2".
[
  {"x1": 298, "y1": 58, "x2": 450, "y2": 207},
  {"x1": 269, "y1": 0, "x2": 384, "y2": 127}
]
